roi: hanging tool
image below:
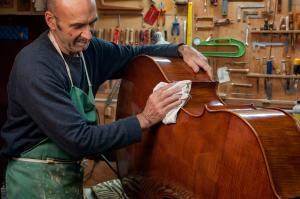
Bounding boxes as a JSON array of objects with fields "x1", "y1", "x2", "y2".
[
  {"x1": 237, "y1": 4, "x2": 265, "y2": 22},
  {"x1": 227, "y1": 68, "x2": 250, "y2": 73},
  {"x1": 252, "y1": 41, "x2": 286, "y2": 51},
  {"x1": 175, "y1": 0, "x2": 188, "y2": 5},
  {"x1": 195, "y1": 16, "x2": 214, "y2": 30},
  {"x1": 125, "y1": 28, "x2": 129, "y2": 45},
  {"x1": 281, "y1": 59, "x2": 287, "y2": 75},
  {"x1": 265, "y1": 59, "x2": 273, "y2": 100},
  {"x1": 277, "y1": 0, "x2": 282, "y2": 13},
  {"x1": 231, "y1": 83, "x2": 253, "y2": 87},
  {"x1": 284, "y1": 56, "x2": 297, "y2": 94},
  {"x1": 244, "y1": 23, "x2": 250, "y2": 46},
  {"x1": 214, "y1": 18, "x2": 233, "y2": 26},
  {"x1": 144, "y1": 5, "x2": 160, "y2": 25},
  {"x1": 102, "y1": 28, "x2": 107, "y2": 41},
  {"x1": 198, "y1": 38, "x2": 246, "y2": 58},
  {"x1": 171, "y1": 16, "x2": 180, "y2": 36},
  {"x1": 120, "y1": 29, "x2": 125, "y2": 44},
  {"x1": 164, "y1": 30, "x2": 168, "y2": 42},
  {"x1": 143, "y1": 29, "x2": 150, "y2": 45},
  {"x1": 211, "y1": 0, "x2": 217, "y2": 6},
  {"x1": 109, "y1": 28, "x2": 114, "y2": 42},
  {"x1": 222, "y1": 0, "x2": 228, "y2": 16},
  {"x1": 183, "y1": 20, "x2": 187, "y2": 44},
  {"x1": 150, "y1": 29, "x2": 156, "y2": 44},
  {"x1": 187, "y1": 0, "x2": 192, "y2": 45},
  {"x1": 242, "y1": 11, "x2": 258, "y2": 22},
  {"x1": 113, "y1": 15, "x2": 121, "y2": 44},
  {"x1": 139, "y1": 30, "x2": 144, "y2": 45},
  {"x1": 129, "y1": 29, "x2": 134, "y2": 45},
  {"x1": 134, "y1": 30, "x2": 139, "y2": 46},
  {"x1": 157, "y1": 2, "x2": 166, "y2": 29},
  {"x1": 113, "y1": 28, "x2": 120, "y2": 44},
  {"x1": 288, "y1": 0, "x2": 292, "y2": 12}
]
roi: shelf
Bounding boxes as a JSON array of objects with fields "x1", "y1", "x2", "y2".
[
  {"x1": 247, "y1": 73, "x2": 300, "y2": 79},
  {"x1": 221, "y1": 97, "x2": 296, "y2": 106},
  {"x1": 0, "y1": 11, "x2": 44, "y2": 15},
  {"x1": 250, "y1": 30, "x2": 300, "y2": 34}
]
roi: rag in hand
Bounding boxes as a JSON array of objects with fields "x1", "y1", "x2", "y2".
[{"x1": 153, "y1": 80, "x2": 192, "y2": 124}]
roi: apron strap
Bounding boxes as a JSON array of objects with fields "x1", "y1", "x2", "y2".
[
  {"x1": 80, "y1": 52, "x2": 92, "y2": 87},
  {"x1": 12, "y1": 157, "x2": 81, "y2": 164},
  {"x1": 48, "y1": 31, "x2": 92, "y2": 88}
]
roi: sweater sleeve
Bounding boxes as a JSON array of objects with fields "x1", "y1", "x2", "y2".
[
  {"x1": 86, "y1": 39, "x2": 181, "y2": 82},
  {"x1": 15, "y1": 54, "x2": 141, "y2": 159}
]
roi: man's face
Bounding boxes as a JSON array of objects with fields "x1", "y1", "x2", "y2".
[{"x1": 51, "y1": 0, "x2": 98, "y2": 54}]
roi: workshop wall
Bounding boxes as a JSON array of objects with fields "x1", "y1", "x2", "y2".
[
  {"x1": 192, "y1": 0, "x2": 300, "y2": 108},
  {"x1": 95, "y1": 0, "x2": 187, "y2": 44},
  {"x1": 96, "y1": 0, "x2": 300, "y2": 109}
]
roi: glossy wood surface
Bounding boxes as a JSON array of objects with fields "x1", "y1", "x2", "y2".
[{"x1": 116, "y1": 56, "x2": 300, "y2": 199}]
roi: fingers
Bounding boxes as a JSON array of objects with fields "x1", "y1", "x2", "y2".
[
  {"x1": 154, "y1": 83, "x2": 181, "y2": 98},
  {"x1": 160, "y1": 92, "x2": 181, "y2": 107},
  {"x1": 152, "y1": 87, "x2": 181, "y2": 109},
  {"x1": 156, "y1": 82, "x2": 176, "y2": 92},
  {"x1": 138, "y1": 85, "x2": 183, "y2": 128},
  {"x1": 194, "y1": 58, "x2": 213, "y2": 80},
  {"x1": 187, "y1": 55, "x2": 213, "y2": 80},
  {"x1": 180, "y1": 45, "x2": 213, "y2": 80},
  {"x1": 185, "y1": 58, "x2": 200, "y2": 73},
  {"x1": 163, "y1": 98, "x2": 182, "y2": 113}
]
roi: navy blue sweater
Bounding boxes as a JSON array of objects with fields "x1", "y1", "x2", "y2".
[{"x1": 0, "y1": 31, "x2": 181, "y2": 159}]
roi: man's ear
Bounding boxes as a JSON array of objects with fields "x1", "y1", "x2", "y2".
[{"x1": 45, "y1": 11, "x2": 57, "y2": 31}]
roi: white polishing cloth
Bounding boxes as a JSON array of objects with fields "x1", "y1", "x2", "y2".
[{"x1": 153, "y1": 80, "x2": 192, "y2": 124}]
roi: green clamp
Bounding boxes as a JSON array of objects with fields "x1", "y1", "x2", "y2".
[{"x1": 198, "y1": 37, "x2": 246, "y2": 58}]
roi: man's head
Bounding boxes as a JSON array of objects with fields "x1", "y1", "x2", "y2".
[{"x1": 45, "y1": 0, "x2": 98, "y2": 55}]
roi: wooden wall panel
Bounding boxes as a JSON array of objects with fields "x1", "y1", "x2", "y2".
[
  {"x1": 192, "y1": 0, "x2": 300, "y2": 108},
  {"x1": 96, "y1": 0, "x2": 300, "y2": 109}
]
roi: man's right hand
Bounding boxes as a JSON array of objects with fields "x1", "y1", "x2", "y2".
[{"x1": 136, "y1": 83, "x2": 182, "y2": 129}]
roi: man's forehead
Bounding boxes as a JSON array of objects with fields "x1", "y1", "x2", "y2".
[
  {"x1": 56, "y1": 0, "x2": 96, "y2": 12},
  {"x1": 55, "y1": 0, "x2": 97, "y2": 20}
]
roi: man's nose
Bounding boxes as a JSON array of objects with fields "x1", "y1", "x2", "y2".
[{"x1": 81, "y1": 26, "x2": 93, "y2": 40}]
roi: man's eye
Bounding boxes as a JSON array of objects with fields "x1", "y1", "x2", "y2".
[
  {"x1": 75, "y1": 26, "x2": 83, "y2": 29},
  {"x1": 73, "y1": 24, "x2": 84, "y2": 29}
]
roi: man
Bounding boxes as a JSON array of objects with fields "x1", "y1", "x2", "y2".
[{"x1": 0, "y1": 0, "x2": 211, "y2": 198}]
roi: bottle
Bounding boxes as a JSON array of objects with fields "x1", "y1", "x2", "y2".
[
  {"x1": 293, "y1": 58, "x2": 300, "y2": 75},
  {"x1": 292, "y1": 100, "x2": 300, "y2": 122},
  {"x1": 281, "y1": 60, "x2": 286, "y2": 75}
]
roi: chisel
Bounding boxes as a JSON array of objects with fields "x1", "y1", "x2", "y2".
[{"x1": 222, "y1": 0, "x2": 228, "y2": 16}]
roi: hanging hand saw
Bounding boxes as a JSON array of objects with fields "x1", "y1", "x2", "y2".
[{"x1": 197, "y1": 38, "x2": 246, "y2": 58}]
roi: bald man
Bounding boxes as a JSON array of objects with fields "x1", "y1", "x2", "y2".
[{"x1": 1, "y1": 0, "x2": 211, "y2": 198}]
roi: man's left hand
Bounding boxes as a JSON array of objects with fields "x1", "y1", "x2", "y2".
[{"x1": 178, "y1": 45, "x2": 213, "y2": 80}]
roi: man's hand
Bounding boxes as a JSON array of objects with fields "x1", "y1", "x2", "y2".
[
  {"x1": 178, "y1": 45, "x2": 213, "y2": 80},
  {"x1": 137, "y1": 83, "x2": 182, "y2": 129}
]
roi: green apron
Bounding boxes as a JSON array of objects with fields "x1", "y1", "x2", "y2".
[{"x1": 6, "y1": 32, "x2": 97, "y2": 199}]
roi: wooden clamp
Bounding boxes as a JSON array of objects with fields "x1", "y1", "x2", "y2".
[{"x1": 195, "y1": 16, "x2": 214, "y2": 30}]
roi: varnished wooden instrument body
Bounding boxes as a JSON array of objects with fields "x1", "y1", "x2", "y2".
[{"x1": 116, "y1": 56, "x2": 300, "y2": 199}]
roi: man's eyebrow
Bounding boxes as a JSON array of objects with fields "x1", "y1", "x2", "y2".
[
  {"x1": 89, "y1": 17, "x2": 98, "y2": 25},
  {"x1": 69, "y1": 17, "x2": 98, "y2": 28}
]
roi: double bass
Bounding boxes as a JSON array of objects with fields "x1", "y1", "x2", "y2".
[{"x1": 116, "y1": 55, "x2": 300, "y2": 199}]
